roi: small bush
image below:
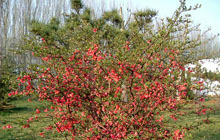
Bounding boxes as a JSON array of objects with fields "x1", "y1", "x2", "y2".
[{"x1": 0, "y1": 56, "x2": 18, "y2": 106}]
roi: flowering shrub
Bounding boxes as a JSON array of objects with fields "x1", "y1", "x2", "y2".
[
  {"x1": 12, "y1": 43, "x2": 189, "y2": 139},
  {"x1": 8, "y1": 0, "x2": 213, "y2": 139},
  {"x1": 10, "y1": 38, "x2": 208, "y2": 139}
]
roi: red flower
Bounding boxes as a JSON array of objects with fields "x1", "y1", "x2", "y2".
[
  {"x1": 42, "y1": 57, "x2": 49, "y2": 61},
  {"x1": 199, "y1": 98, "x2": 205, "y2": 102},
  {"x1": 93, "y1": 28, "x2": 98, "y2": 33},
  {"x1": 2, "y1": 125, "x2": 13, "y2": 129},
  {"x1": 173, "y1": 129, "x2": 184, "y2": 140},
  {"x1": 179, "y1": 85, "x2": 187, "y2": 91},
  {"x1": 109, "y1": 70, "x2": 120, "y2": 82},
  {"x1": 45, "y1": 126, "x2": 53, "y2": 130},
  {"x1": 22, "y1": 124, "x2": 30, "y2": 128},
  {"x1": 39, "y1": 132, "x2": 44, "y2": 137},
  {"x1": 5, "y1": 125, "x2": 13, "y2": 129},
  {"x1": 36, "y1": 109, "x2": 41, "y2": 114},
  {"x1": 170, "y1": 114, "x2": 177, "y2": 121},
  {"x1": 201, "y1": 109, "x2": 207, "y2": 115},
  {"x1": 125, "y1": 45, "x2": 130, "y2": 51},
  {"x1": 7, "y1": 125, "x2": 13, "y2": 129},
  {"x1": 29, "y1": 117, "x2": 33, "y2": 121},
  {"x1": 116, "y1": 104, "x2": 120, "y2": 110},
  {"x1": 41, "y1": 38, "x2": 46, "y2": 43},
  {"x1": 44, "y1": 108, "x2": 48, "y2": 112}
]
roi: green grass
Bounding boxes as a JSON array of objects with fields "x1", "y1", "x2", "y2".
[
  {"x1": 1, "y1": 97, "x2": 220, "y2": 140},
  {"x1": 0, "y1": 97, "x2": 65, "y2": 140},
  {"x1": 184, "y1": 100, "x2": 220, "y2": 140},
  {"x1": 166, "y1": 98, "x2": 220, "y2": 140}
]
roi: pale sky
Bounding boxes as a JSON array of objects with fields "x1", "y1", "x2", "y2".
[
  {"x1": 134, "y1": 0, "x2": 220, "y2": 35},
  {"x1": 87, "y1": 0, "x2": 220, "y2": 35}
]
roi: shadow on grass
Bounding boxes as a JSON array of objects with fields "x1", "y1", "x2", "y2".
[{"x1": 0, "y1": 106, "x2": 30, "y2": 116}]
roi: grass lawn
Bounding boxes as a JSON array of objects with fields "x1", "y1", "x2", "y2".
[
  {"x1": 0, "y1": 97, "x2": 220, "y2": 140},
  {"x1": 0, "y1": 97, "x2": 65, "y2": 140},
  {"x1": 183, "y1": 98, "x2": 220, "y2": 140}
]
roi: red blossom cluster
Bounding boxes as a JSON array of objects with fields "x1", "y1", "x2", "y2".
[
  {"x1": 2, "y1": 124, "x2": 13, "y2": 129},
  {"x1": 9, "y1": 39, "x2": 208, "y2": 139}
]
